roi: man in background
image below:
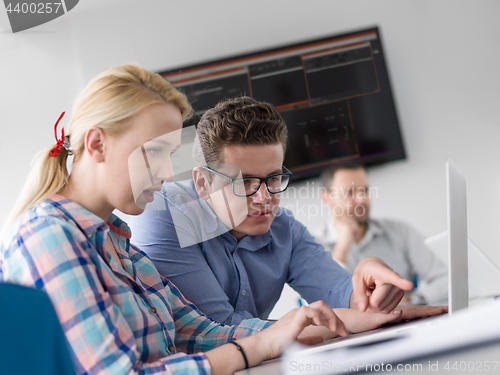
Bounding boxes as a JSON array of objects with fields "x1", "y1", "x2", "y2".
[{"x1": 314, "y1": 162, "x2": 447, "y2": 305}]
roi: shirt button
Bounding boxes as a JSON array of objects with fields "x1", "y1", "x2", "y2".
[
  {"x1": 168, "y1": 344, "x2": 175, "y2": 353},
  {"x1": 242, "y1": 289, "x2": 247, "y2": 296},
  {"x1": 149, "y1": 307, "x2": 157, "y2": 314}
]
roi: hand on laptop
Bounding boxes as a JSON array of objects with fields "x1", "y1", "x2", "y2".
[
  {"x1": 351, "y1": 257, "x2": 414, "y2": 313},
  {"x1": 335, "y1": 305, "x2": 445, "y2": 334},
  {"x1": 396, "y1": 304, "x2": 448, "y2": 321},
  {"x1": 296, "y1": 305, "x2": 448, "y2": 342},
  {"x1": 259, "y1": 300, "x2": 349, "y2": 358},
  {"x1": 298, "y1": 308, "x2": 404, "y2": 340}
]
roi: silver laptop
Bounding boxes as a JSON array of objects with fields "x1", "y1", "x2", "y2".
[
  {"x1": 446, "y1": 158, "x2": 469, "y2": 315},
  {"x1": 297, "y1": 158, "x2": 469, "y2": 354}
]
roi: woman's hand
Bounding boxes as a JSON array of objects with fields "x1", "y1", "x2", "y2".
[
  {"x1": 208, "y1": 303, "x2": 448, "y2": 375},
  {"x1": 257, "y1": 300, "x2": 349, "y2": 360},
  {"x1": 296, "y1": 304, "x2": 448, "y2": 342},
  {"x1": 396, "y1": 304, "x2": 448, "y2": 322},
  {"x1": 208, "y1": 301, "x2": 349, "y2": 374},
  {"x1": 336, "y1": 304, "x2": 447, "y2": 333},
  {"x1": 296, "y1": 308, "x2": 403, "y2": 341}
]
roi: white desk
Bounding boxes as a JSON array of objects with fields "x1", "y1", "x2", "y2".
[
  {"x1": 237, "y1": 339, "x2": 500, "y2": 374},
  {"x1": 238, "y1": 298, "x2": 500, "y2": 375}
]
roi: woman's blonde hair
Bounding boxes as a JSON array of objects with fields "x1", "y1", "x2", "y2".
[{"x1": 1, "y1": 63, "x2": 191, "y2": 239}]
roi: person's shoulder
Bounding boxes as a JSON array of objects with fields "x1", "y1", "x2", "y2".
[
  {"x1": 16, "y1": 199, "x2": 77, "y2": 230},
  {"x1": 1, "y1": 200, "x2": 83, "y2": 255},
  {"x1": 374, "y1": 218, "x2": 411, "y2": 230},
  {"x1": 373, "y1": 218, "x2": 417, "y2": 239}
]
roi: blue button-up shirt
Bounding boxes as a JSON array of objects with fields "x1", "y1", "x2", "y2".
[{"x1": 129, "y1": 180, "x2": 353, "y2": 325}]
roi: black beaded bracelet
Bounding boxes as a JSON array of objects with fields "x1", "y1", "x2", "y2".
[{"x1": 228, "y1": 341, "x2": 249, "y2": 369}]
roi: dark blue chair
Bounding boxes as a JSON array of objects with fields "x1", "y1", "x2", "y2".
[{"x1": 0, "y1": 283, "x2": 76, "y2": 374}]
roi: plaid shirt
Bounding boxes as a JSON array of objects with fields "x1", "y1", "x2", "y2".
[{"x1": 0, "y1": 195, "x2": 271, "y2": 375}]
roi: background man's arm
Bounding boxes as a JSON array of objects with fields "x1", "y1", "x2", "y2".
[{"x1": 331, "y1": 216, "x2": 360, "y2": 264}]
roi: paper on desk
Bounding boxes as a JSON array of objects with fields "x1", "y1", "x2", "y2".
[{"x1": 282, "y1": 299, "x2": 500, "y2": 375}]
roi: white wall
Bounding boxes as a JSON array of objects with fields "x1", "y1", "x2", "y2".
[{"x1": 1, "y1": 0, "x2": 499, "y2": 267}]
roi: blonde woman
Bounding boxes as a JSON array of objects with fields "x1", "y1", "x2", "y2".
[
  {"x1": 0, "y1": 64, "x2": 346, "y2": 375},
  {"x1": 0, "y1": 64, "x2": 444, "y2": 375}
]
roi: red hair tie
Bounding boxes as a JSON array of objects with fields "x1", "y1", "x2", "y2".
[{"x1": 49, "y1": 112, "x2": 66, "y2": 157}]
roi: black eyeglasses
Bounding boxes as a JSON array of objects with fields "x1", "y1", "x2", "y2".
[{"x1": 201, "y1": 166, "x2": 293, "y2": 197}]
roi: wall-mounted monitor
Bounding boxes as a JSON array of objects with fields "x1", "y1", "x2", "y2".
[{"x1": 159, "y1": 26, "x2": 405, "y2": 181}]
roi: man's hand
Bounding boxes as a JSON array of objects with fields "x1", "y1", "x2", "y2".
[{"x1": 351, "y1": 257, "x2": 414, "y2": 313}]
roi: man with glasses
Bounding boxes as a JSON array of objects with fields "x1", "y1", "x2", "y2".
[{"x1": 129, "y1": 97, "x2": 415, "y2": 325}]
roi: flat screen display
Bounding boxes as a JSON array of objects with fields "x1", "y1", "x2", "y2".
[{"x1": 159, "y1": 27, "x2": 405, "y2": 181}]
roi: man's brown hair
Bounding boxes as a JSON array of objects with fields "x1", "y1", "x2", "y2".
[
  {"x1": 193, "y1": 96, "x2": 288, "y2": 168},
  {"x1": 320, "y1": 161, "x2": 367, "y2": 189}
]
